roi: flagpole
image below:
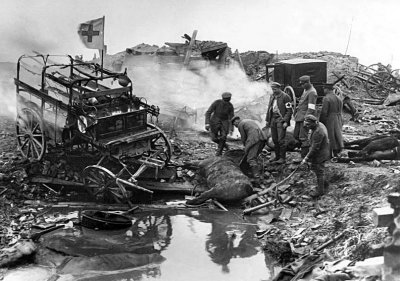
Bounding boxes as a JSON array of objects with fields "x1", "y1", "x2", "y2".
[{"x1": 100, "y1": 15, "x2": 105, "y2": 78}]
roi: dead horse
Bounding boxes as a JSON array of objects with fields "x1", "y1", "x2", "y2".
[{"x1": 186, "y1": 156, "x2": 254, "y2": 205}]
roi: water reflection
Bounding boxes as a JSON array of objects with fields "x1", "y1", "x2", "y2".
[
  {"x1": 10, "y1": 209, "x2": 272, "y2": 281},
  {"x1": 133, "y1": 212, "x2": 173, "y2": 251},
  {"x1": 187, "y1": 210, "x2": 259, "y2": 273}
]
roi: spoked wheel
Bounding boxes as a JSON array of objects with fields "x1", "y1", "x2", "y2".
[
  {"x1": 284, "y1": 86, "x2": 296, "y2": 113},
  {"x1": 346, "y1": 76, "x2": 364, "y2": 92},
  {"x1": 365, "y1": 71, "x2": 397, "y2": 99},
  {"x1": 146, "y1": 123, "x2": 173, "y2": 165},
  {"x1": 83, "y1": 165, "x2": 131, "y2": 204},
  {"x1": 16, "y1": 108, "x2": 46, "y2": 161},
  {"x1": 391, "y1": 69, "x2": 400, "y2": 78},
  {"x1": 133, "y1": 214, "x2": 172, "y2": 251},
  {"x1": 365, "y1": 63, "x2": 390, "y2": 74}
]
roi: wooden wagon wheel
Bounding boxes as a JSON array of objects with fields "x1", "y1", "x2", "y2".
[
  {"x1": 83, "y1": 165, "x2": 131, "y2": 204},
  {"x1": 391, "y1": 69, "x2": 400, "y2": 86},
  {"x1": 284, "y1": 86, "x2": 296, "y2": 114},
  {"x1": 365, "y1": 71, "x2": 397, "y2": 99},
  {"x1": 16, "y1": 108, "x2": 46, "y2": 161},
  {"x1": 346, "y1": 76, "x2": 364, "y2": 92},
  {"x1": 365, "y1": 63, "x2": 391, "y2": 74},
  {"x1": 146, "y1": 123, "x2": 173, "y2": 165}
]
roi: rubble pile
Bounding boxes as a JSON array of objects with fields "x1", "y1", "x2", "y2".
[
  {"x1": 238, "y1": 51, "x2": 275, "y2": 77},
  {"x1": 3, "y1": 43, "x2": 400, "y2": 280}
]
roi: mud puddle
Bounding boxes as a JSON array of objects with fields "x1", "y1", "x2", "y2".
[{"x1": 5, "y1": 208, "x2": 275, "y2": 281}]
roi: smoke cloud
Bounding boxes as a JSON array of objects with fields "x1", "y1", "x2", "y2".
[
  {"x1": 0, "y1": 65, "x2": 17, "y2": 118},
  {"x1": 121, "y1": 55, "x2": 271, "y2": 128}
]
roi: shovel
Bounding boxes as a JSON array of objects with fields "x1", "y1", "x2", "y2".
[{"x1": 239, "y1": 153, "x2": 249, "y2": 171}]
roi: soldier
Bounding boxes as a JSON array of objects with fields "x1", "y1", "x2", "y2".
[
  {"x1": 205, "y1": 92, "x2": 234, "y2": 156},
  {"x1": 232, "y1": 116, "x2": 267, "y2": 179},
  {"x1": 265, "y1": 82, "x2": 293, "y2": 164},
  {"x1": 293, "y1": 75, "x2": 318, "y2": 157},
  {"x1": 319, "y1": 83, "x2": 344, "y2": 157},
  {"x1": 301, "y1": 115, "x2": 330, "y2": 198}
]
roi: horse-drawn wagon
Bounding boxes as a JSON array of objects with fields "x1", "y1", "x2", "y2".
[{"x1": 14, "y1": 54, "x2": 172, "y2": 206}]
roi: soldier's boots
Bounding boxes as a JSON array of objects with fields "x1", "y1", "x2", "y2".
[
  {"x1": 270, "y1": 148, "x2": 280, "y2": 163},
  {"x1": 216, "y1": 141, "x2": 225, "y2": 156},
  {"x1": 311, "y1": 176, "x2": 328, "y2": 198},
  {"x1": 275, "y1": 148, "x2": 286, "y2": 164}
]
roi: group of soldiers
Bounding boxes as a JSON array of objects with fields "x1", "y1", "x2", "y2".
[{"x1": 205, "y1": 75, "x2": 344, "y2": 198}]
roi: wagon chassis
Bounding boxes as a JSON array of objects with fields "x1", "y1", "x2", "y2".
[
  {"x1": 15, "y1": 54, "x2": 173, "y2": 206},
  {"x1": 348, "y1": 63, "x2": 400, "y2": 99}
]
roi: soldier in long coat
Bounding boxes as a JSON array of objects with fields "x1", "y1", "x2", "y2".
[
  {"x1": 205, "y1": 92, "x2": 234, "y2": 156},
  {"x1": 319, "y1": 84, "x2": 344, "y2": 157},
  {"x1": 232, "y1": 116, "x2": 267, "y2": 179}
]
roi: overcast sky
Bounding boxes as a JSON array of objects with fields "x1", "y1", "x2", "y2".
[{"x1": 1, "y1": 0, "x2": 400, "y2": 68}]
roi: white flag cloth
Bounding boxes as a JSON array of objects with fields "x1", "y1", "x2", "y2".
[{"x1": 77, "y1": 17, "x2": 104, "y2": 50}]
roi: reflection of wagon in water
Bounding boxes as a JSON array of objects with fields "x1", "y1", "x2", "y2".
[{"x1": 14, "y1": 54, "x2": 172, "y2": 205}]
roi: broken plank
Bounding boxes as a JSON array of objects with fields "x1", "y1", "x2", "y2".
[
  {"x1": 183, "y1": 30, "x2": 198, "y2": 66},
  {"x1": 137, "y1": 180, "x2": 201, "y2": 194},
  {"x1": 31, "y1": 176, "x2": 84, "y2": 186}
]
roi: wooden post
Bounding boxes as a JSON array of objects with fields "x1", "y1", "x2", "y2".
[
  {"x1": 100, "y1": 15, "x2": 105, "y2": 78},
  {"x1": 183, "y1": 30, "x2": 198, "y2": 67},
  {"x1": 235, "y1": 49, "x2": 244, "y2": 70}
]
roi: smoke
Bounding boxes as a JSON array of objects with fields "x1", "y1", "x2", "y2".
[
  {"x1": 121, "y1": 55, "x2": 271, "y2": 128},
  {"x1": 0, "y1": 17, "x2": 60, "y2": 118},
  {"x1": 0, "y1": 67, "x2": 17, "y2": 118},
  {"x1": 1, "y1": 17, "x2": 59, "y2": 62}
]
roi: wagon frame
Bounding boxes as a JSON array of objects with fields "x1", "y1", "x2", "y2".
[
  {"x1": 14, "y1": 54, "x2": 173, "y2": 206},
  {"x1": 350, "y1": 63, "x2": 400, "y2": 99}
]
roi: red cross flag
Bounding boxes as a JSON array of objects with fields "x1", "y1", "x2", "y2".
[{"x1": 77, "y1": 17, "x2": 104, "y2": 50}]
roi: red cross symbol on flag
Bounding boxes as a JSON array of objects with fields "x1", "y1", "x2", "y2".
[{"x1": 78, "y1": 17, "x2": 104, "y2": 50}]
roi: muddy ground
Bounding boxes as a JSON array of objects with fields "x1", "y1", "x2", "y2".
[{"x1": 0, "y1": 98, "x2": 399, "y2": 277}]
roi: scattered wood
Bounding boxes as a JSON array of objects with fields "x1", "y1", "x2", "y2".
[
  {"x1": 31, "y1": 176, "x2": 88, "y2": 187},
  {"x1": 0, "y1": 187, "x2": 8, "y2": 196},
  {"x1": 243, "y1": 200, "x2": 276, "y2": 215},
  {"x1": 243, "y1": 166, "x2": 299, "y2": 204},
  {"x1": 352, "y1": 97, "x2": 384, "y2": 105},
  {"x1": 138, "y1": 180, "x2": 201, "y2": 194},
  {"x1": 272, "y1": 230, "x2": 347, "y2": 281},
  {"x1": 235, "y1": 49, "x2": 245, "y2": 70},
  {"x1": 183, "y1": 30, "x2": 197, "y2": 66},
  {"x1": 212, "y1": 200, "x2": 228, "y2": 211},
  {"x1": 42, "y1": 183, "x2": 58, "y2": 194}
]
